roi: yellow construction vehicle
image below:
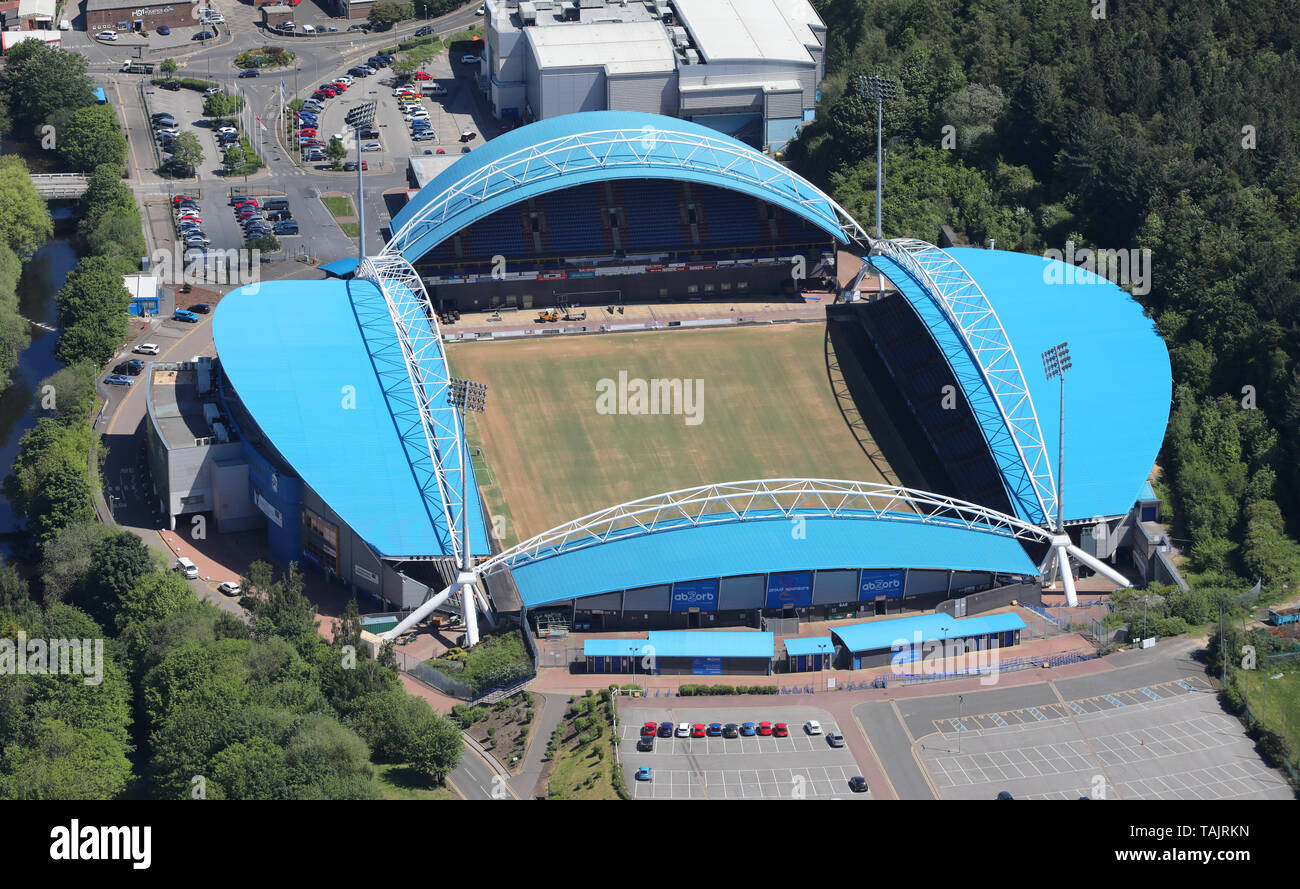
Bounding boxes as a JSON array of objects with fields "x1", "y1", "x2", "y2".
[{"x1": 536, "y1": 308, "x2": 559, "y2": 322}]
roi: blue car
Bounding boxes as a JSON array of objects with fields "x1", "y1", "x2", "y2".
[
  {"x1": 635, "y1": 767, "x2": 652, "y2": 782},
  {"x1": 157, "y1": 25, "x2": 171, "y2": 35},
  {"x1": 104, "y1": 374, "x2": 134, "y2": 387},
  {"x1": 706, "y1": 723, "x2": 723, "y2": 737},
  {"x1": 740, "y1": 722, "x2": 757, "y2": 737},
  {"x1": 657, "y1": 721, "x2": 673, "y2": 738},
  {"x1": 173, "y1": 309, "x2": 199, "y2": 323}
]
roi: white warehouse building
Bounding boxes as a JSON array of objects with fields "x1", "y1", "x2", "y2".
[{"x1": 481, "y1": 0, "x2": 825, "y2": 152}]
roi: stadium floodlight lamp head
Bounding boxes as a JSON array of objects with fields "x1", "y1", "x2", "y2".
[
  {"x1": 1041, "y1": 341, "x2": 1071, "y2": 380},
  {"x1": 345, "y1": 101, "x2": 377, "y2": 129},
  {"x1": 448, "y1": 378, "x2": 488, "y2": 413},
  {"x1": 856, "y1": 75, "x2": 899, "y2": 241}
]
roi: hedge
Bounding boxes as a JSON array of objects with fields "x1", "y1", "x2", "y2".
[{"x1": 677, "y1": 684, "x2": 779, "y2": 696}]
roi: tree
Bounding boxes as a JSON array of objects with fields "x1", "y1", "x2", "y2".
[
  {"x1": 326, "y1": 136, "x2": 348, "y2": 167},
  {"x1": 116, "y1": 570, "x2": 196, "y2": 631},
  {"x1": 160, "y1": 58, "x2": 178, "y2": 76},
  {"x1": 74, "y1": 531, "x2": 155, "y2": 627},
  {"x1": 0, "y1": 40, "x2": 94, "y2": 131},
  {"x1": 59, "y1": 104, "x2": 127, "y2": 174},
  {"x1": 368, "y1": 1, "x2": 405, "y2": 29},
  {"x1": 0, "y1": 156, "x2": 54, "y2": 258},
  {"x1": 167, "y1": 132, "x2": 203, "y2": 177},
  {"x1": 244, "y1": 561, "x2": 316, "y2": 642},
  {"x1": 38, "y1": 519, "x2": 108, "y2": 605},
  {"x1": 0, "y1": 720, "x2": 134, "y2": 800},
  {"x1": 54, "y1": 255, "x2": 132, "y2": 367},
  {"x1": 27, "y1": 460, "x2": 94, "y2": 549},
  {"x1": 405, "y1": 712, "x2": 463, "y2": 784},
  {"x1": 202, "y1": 92, "x2": 243, "y2": 119},
  {"x1": 222, "y1": 144, "x2": 246, "y2": 175}
]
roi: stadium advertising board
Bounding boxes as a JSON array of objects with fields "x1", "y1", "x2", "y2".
[
  {"x1": 859, "y1": 569, "x2": 904, "y2": 600},
  {"x1": 765, "y1": 571, "x2": 813, "y2": 608},
  {"x1": 692, "y1": 656, "x2": 723, "y2": 675},
  {"x1": 671, "y1": 578, "x2": 718, "y2": 611}
]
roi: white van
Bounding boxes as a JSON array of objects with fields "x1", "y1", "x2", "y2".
[
  {"x1": 301, "y1": 24, "x2": 315, "y2": 33},
  {"x1": 175, "y1": 557, "x2": 198, "y2": 579},
  {"x1": 58, "y1": 19, "x2": 71, "y2": 30}
]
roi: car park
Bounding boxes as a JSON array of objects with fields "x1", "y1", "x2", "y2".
[
  {"x1": 173, "y1": 309, "x2": 199, "y2": 323},
  {"x1": 104, "y1": 374, "x2": 134, "y2": 386},
  {"x1": 133, "y1": 343, "x2": 160, "y2": 355},
  {"x1": 804, "y1": 720, "x2": 822, "y2": 735}
]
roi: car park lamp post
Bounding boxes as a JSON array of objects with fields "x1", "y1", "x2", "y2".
[{"x1": 448, "y1": 377, "x2": 487, "y2": 647}]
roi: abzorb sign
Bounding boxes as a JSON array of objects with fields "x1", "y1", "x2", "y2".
[
  {"x1": 859, "y1": 569, "x2": 904, "y2": 600},
  {"x1": 671, "y1": 579, "x2": 718, "y2": 612}
]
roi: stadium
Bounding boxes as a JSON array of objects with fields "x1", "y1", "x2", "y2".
[{"x1": 162, "y1": 110, "x2": 1170, "y2": 667}]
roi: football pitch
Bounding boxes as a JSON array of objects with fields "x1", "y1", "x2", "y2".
[{"x1": 447, "y1": 322, "x2": 894, "y2": 547}]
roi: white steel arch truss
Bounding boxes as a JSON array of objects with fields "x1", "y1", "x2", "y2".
[
  {"x1": 478, "y1": 478, "x2": 1055, "y2": 577},
  {"x1": 354, "y1": 254, "x2": 469, "y2": 562},
  {"x1": 870, "y1": 238, "x2": 1058, "y2": 525},
  {"x1": 383, "y1": 125, "x2": 871, "y2": 260}
]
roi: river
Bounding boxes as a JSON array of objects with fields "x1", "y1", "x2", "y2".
[{"x1": 0, "y1": 205, "x2": 79, "y2": 548}]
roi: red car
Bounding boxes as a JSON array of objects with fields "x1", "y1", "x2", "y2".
[
  {"x1": 691, "y1": 723, "x2": 705, "y2": 738},
  {"x1": 331, "y1": 81, "x2": 349, "y2": 91},
  {"x1": 414, "y1": 70, "x2": 432, "y2": 80},
  {"x1": 299, "y1": 128, "x2": 317, "y2": 136},
  {"x1": 641, "y1": 721, "x2": 656, "y2": 738},
  {"x1": 233, "y1": 199, "x2": 258, "y2": 208},
  {"x1": 758, "y1": 721, "x2": 773, "y2": 736},
  {"x1": 773, "y1": 723, "x2": 789, "y2": 738},
  {"x1": 172, "y1": 194, "x2": 197, "y2": 205}
]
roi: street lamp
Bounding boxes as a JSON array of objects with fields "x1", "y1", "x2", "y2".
[
  {"x1": 856, "y1": 74, "x2": 898, "y2": 241},
  {"x1": 448, "y1": 377, "x2": 487, "y2": 647},
  {"x1": 1042, "y1": 341, "x2": 1077, "y2": 606},
  {"x1": 344, "y1": 101, "x2": 377, "y2": 258}
]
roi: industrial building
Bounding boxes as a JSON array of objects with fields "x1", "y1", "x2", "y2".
[
  {"x1": 84, "y1": 0, "x2": 200, "y2": 32},
  {"x1": 480, "y1": 0, "x2": 825, "y2": 152},
  {"x1": 583, "y1": 631, "x2": 775, "y2": 675}
]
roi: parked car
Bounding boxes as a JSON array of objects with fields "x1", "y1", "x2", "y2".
[
  {"x1": 691, "y1": 723, "x2": 705, "y2": 738},
  {"x1": 217, "y1": 580, "x2": 241, "y2": 596},
  {"x1": 826, "y1": 731, "x2": 845, "y2": 748},
  {"x1": 160, "y1": 80, "x2": 182, "y2": 91},
  {"x1": 636, "y1": 736, "x2": 653, "y2": 752},
  {"x1": 849, "y1": 776, "x2": 868, "y2": 793},
  {"x1": 758, "y1": 721, "x2": 773, "y2": 736},
  {"x1": 740, "y1": 722, "x2": 757, "y2": 736},
  {"x1": 359, "y1": 128, "x2": 380, "y2": 140},
  {"x1": 460, "y1": 130, "x2": 476, "y2": 141},
  {"x1": 157, "y1": 25, "x2": 170, "y2": 35},
  {"x1": 204, "y1": 87, "x2": 221, "y2": 97},
  {"x1": 335, "y1": 75, "x2": 354, "y2": 85},
  {"x1": 675, "y1": 723, "x2": 690, "y2": 738},
  {"x1": 188, "y1": 303, "x2": 211, "y2": 315},
  {"x1": 341, "y1": 161, "x2": 368, "y2": 172},
  {"x1": 414, "y1": 71, "x2": 433, "y2": 81},
  {"x1": 348, "y1": 66, "x2": 369, "y2": 77},
  {"x1": 412, "y1": 131, "x2": 437, "y2": 141},
  {"x1": 804, "y1": 720, "x2": 823, "y2": 735},
  {"x1": 635, "y1": 767, "x2": 652, "y2": 782},
  {"x1": 706, "y1": 723, "x2": 723, "y2": 737},
  {"x1": 273, "y1": 221, "x2": 299, "y2": 235},
  {"x1": 640, "y1": 722, "x2": 657, "y2": 738},
  {"x1": 360, "y1": 141, "x2": 382, "y2": 152},
  {"x1": 722, "y1": 723, "x2": 739, "y2": 738},
  {"x1": 133, "y1": 343, "x2": 160, "y2": 355},
  {"x1": 95, "y1": 30, "x2": 118, "y2": 41},
  {"x1": 231, "y1": 197, "x2": 258, "y2": 207},
  {"x1": 113, "y1": 360, "x2": 145, "y2": 376},
  {"x1": 774, "y1": 723, "x2": 789, "y2": 738},
  {"x1": 193, "y1": 30, "x2": 214, "y2": 40},
  {"x1": 461, "y1": 54, "x2": 480, "y2": 64},
  {"x1": 173, "y1": 309, "x2": 199, "y2": 323},
  {"x1": 657, "y1": 722, "x2": 672, "y2": 738},
  {"x1": 104, "y1": 374, "x2": 134, "y2": 386},
  {"x1": 152, "y1": 113, "x2": 177, "y2": 124}
]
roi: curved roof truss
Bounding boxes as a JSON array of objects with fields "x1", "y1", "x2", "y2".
[
  {"x1": 479, "y1": 478, "x2": 1053, "y2": 577},
  {"x1": 384, "y1": 124, "x2": 870, "y2": 262},
  {"x1": 870, "y1": 238, "x2": 1057, "y2": 526},
  {"x1": 354, "y1": 254, "x2": 470, "y2": 562}
]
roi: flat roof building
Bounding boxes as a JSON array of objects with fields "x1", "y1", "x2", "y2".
[
  {"x1": 583, "y1": 630, "x2": 775, "y2": 675},
  {"x1": 482, "y1": 0, "x2": 825, "y2": 152},
  {"x1": 85, "y1": 0, "x2": 200, "y2": 32}
]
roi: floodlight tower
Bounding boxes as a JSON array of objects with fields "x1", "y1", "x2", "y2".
[
  {"x1": 448, "y1": 377, "x2": 487, "y2": 646},
  {"x1": 345, "y1": 101, "x2": 377, "y2": 260},
  {"x1": 1041, "y1": 342, "x2": 1078, "y2": 606},
  {"x1": 857, "y1": 74, "x2": 898, "y2": 242}
]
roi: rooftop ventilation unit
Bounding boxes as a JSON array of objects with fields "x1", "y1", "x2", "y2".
[
  {"x1": 519, "y1": 0, "x2": 536, "y2": 23},
  {"x1": 212, "y1": 422, "x2": 229, "y2": 443},
  {"x1": 682, "y1": 48, "x2": 699, "y2": 65},
  {"x1": 203, "y1": 403, "x2": 221, "y2": 426}
]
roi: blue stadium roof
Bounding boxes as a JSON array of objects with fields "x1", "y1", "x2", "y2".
[
  {"x1": 213, "y1": 279, "x2": 489, "y2": 559},
  {"x1": 877, "y1": 246, "x2": 1170, "y2": 523},
  {"x1": 583, "y1": 638, "x2": 650, "y2": 658},
  {"x1": 509, "y1": 512, "x2": 1037, "y2": 609},
  {"x1": 831, "y1": 611, "x2": 1026, "y2": 653},
  {"x1": 385, "y1": 111, "x2": 863, "y2": 263},
  {"x1": 784, "y1": 636, "x2": 834, "y2": 656}
]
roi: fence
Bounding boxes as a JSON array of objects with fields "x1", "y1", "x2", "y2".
[
  {"x1": 395, "y1": 647, "x2": 535, "y2": 704},
  {"x1": 1225, "y1": 660, "x2": 1300, "y2": 786}
]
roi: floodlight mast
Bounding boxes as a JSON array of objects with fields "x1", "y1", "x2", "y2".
[
  {"x1": 857, "y1": 74, "x2": 898, "y2": 242},
  {"x1": 448, "y1": 377, "x2": 487, "y2": 646},
  {"x1": 346, "y1": 102, "x2": 377, "y2": 260},
  {"x1": 1041, "y1": 342, "x2": 1077, "y2": 606}
]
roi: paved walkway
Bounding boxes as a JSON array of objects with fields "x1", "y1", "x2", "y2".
[{"x1": 509, "y1": 692, "x2": 567, "y2": 800}]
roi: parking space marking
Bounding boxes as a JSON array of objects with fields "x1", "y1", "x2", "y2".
[{"x1": 1102, "y1": 694, "x2": 1125, "y2": 707}]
